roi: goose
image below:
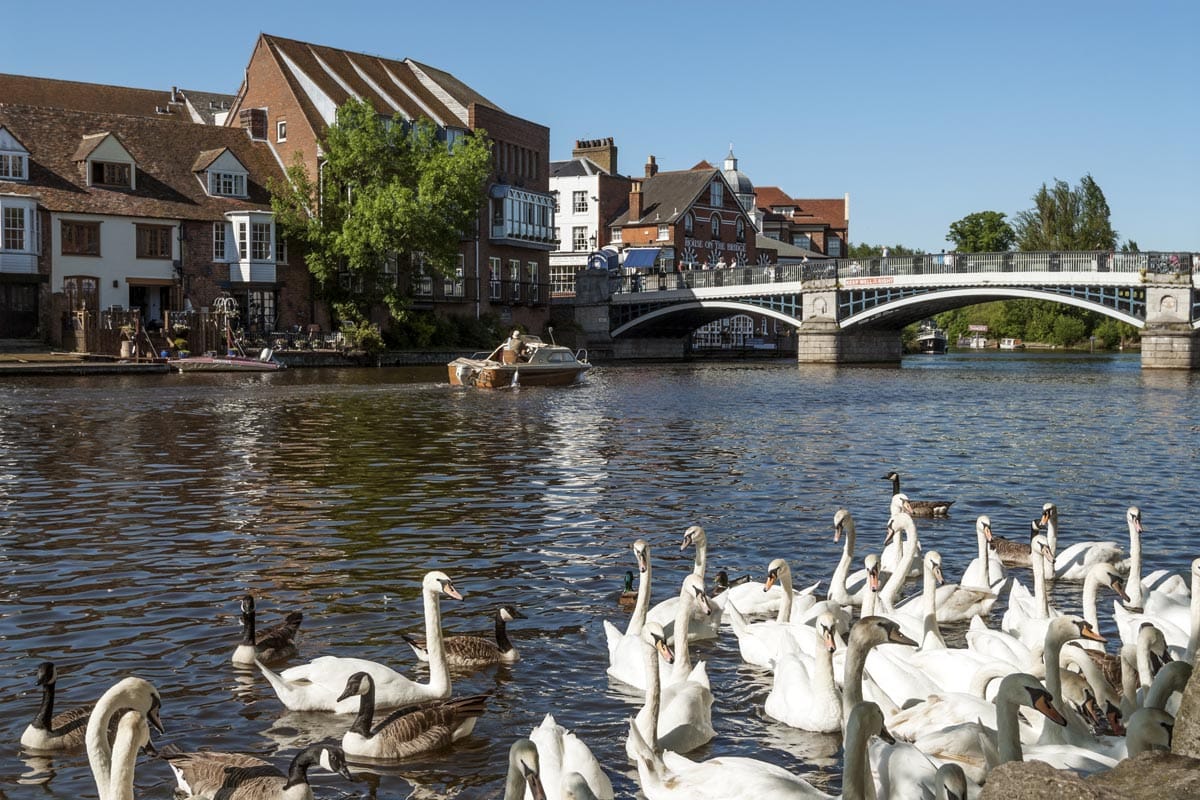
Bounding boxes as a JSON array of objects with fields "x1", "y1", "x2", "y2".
[
  {"x1": 646, "y1": 525, "x2": 726, "y2": 640},
  {"x1": 504, "y1": 739, "x2": 547, "y2": 800},
  {"x1": 763, "y1": 612, "x2": 842, "y2": 732},
  {"x1": 895, "y1": 550, "x2": 996, "y2": 625},
  {"x1": 85, "y1": 677, "x2": 164, "y2": 800},
  {"x1": 96, "y1": 709, "x2": 153, "y2": 800},
  {"x1": 618, "y1": 572, "x2": 638, "y2": 608},
  {"x1": 257, "y1": 570, "x2": 461, "y2": 713},
  {"x1": 630, "y1": 699, "x2": 892, "y2": 799},
  {"x1": 1038, "y1": 502, "x2": 1123, "y2": 581},
  {"x1": 628, "y1": 620, "x2": 714, "y2": 757},
  {"x1": 337, "y1": 671, "x2": 488, "y2": 760},
  {"x1": 604, "y1": 539, "x2": 656, "y2": 689},
  {"x1": 21, "y1": 662, "x2": 94, "y2": 752},
  {"x1": 959, "y1": 516, "x2": 1007, "y2": 590},
  {"x1": 527, "y1": 713, "x2": 614, "y2": 800},
  {"x1": 164, "y1": 744, "x2": 354, "y2": 800},
  {"x1": 882, "y1": 470, "x2": 953, "y2": 517},
  {"x1": 878, "y1": 513, "x2": 920, "y2": 611},
  {"x1": 986, "y1": 520, "x2": 1039, "y2": 568},
  {"x1": 232, "y1": 594, "x2": 303, "y2": 667},
  {"x1": 404, "y1": 604, "x2": 525, "y2": 668}
]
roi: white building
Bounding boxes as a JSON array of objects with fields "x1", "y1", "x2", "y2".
[{"x1": 548, "y1": 138, "x2": 630, "y2": 296}]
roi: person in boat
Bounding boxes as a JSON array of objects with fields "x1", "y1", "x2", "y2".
[{"x1": 502, "y1": 330, "x2": 522, "y2": 364}]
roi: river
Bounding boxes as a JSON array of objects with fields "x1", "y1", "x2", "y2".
[{"x1": 0, "y1": 351, "x2": 1196, "y2": 798}]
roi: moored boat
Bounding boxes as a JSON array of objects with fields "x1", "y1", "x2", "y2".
[
  {"x1": 448, "y1": 330, "x2": 590, "y2": 388},
  {"x1": 915, "y1": 322, "x2": 948, "y2": 354},
  {"x1": 999, "y1": 337, "x2": 1025, "y2": 350},
  {"x1": 169, "y1": 348, "x2": 284, "y2": 373}
]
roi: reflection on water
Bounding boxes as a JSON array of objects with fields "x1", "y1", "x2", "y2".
[{"x1": 1, "y1": 354, "x2": 1198, "y2": 797}]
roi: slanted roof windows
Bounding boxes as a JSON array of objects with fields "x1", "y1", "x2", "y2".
[
  {"x1": 0, "y1": 127, "x2": 29, "y2": 181},
  {"x1": 195, "y1": 148, "x2": 250, "y2": 198}
]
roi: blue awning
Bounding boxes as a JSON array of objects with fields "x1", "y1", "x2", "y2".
[{"x1": 623, "y1": 248, "x2": 661, "y2": 269}]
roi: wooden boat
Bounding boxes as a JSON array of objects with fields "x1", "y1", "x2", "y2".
[
  {"x1": 448, "y1": 331, "x2": 590, "y2": 388},
  {"x1": 170, "y1": 348, "x2": 284, "y2": 373}
]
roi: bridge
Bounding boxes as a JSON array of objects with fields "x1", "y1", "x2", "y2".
[{"x1": 572, "y1": 250, "x2": 1200, "y2": 368}]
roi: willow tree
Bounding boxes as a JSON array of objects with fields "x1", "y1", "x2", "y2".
[
  {"x1": 1012, "y1": 174, "x2": 1117, "y2": 251},
  {"x1": 270, "y1": 97, "x2": 493, "y2": 323}
]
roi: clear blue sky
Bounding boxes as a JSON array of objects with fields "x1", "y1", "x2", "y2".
[{"x1": 6, "y1": 0, "x2": 1196, "y2": 252}]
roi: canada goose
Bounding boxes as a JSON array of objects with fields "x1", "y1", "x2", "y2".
[
  {"x1": 164, "y1": 743, "x2": 353, "y2": 800},
  {"x1": 882, "y1": 470, "x2": 954, "y2": 516},
  {"x1": 232, "y1": 594, "x2": 303, "y2": 666},
  {"x1": 988, "y1": 519, "x2": 1041, "y2": 568},
  {"x1": 85, "y1": 677, "x2": 163, "y2": 800},
  {"x1": 403, "y1": 604, "x2": 525, "y2": 668},
  {"x1": 504, "y1": 739, "x2": 547, "y2": 800},
  {"x1": 21, "y1": 662, "x2": 94, "y2": 752},
  {"x1": 257, "y1": 570, "x2": 461, "y2": 713},
  {"x1": 338, "y1": 671, "x2": 488, "y2": 760}
]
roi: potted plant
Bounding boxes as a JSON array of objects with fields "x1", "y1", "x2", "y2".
[{"x1": 172, "y1": 337, "x2": 190, "y2": 358}]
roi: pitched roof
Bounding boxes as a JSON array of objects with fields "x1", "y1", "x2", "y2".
[
  {"x1": 0, "y1": 73, "x2": 233, "y2": 123},
  {"x1": 550, "y1": 157, "x2": 606, "y2": 178},
  {"x1": 755, "y1": 185, "x2": 847, "y2": 227},
  {"x1": 254, "y1": 34, "x2": 501, "y2": 134},
  {"x1": 610, "y1": 168, "x2": 722, "y2": 227},
  {"x1": 0, "y1": 104, "x2": 282, "y2": 220}
]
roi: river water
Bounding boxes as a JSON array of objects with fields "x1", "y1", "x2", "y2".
[{"x1": 1, "y1": 352, "x2": 1197, "y2": 799}]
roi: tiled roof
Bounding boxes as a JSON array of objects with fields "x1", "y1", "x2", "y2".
[
  {"x1": 0, "y1": 104, "x2": 282, "y2": 220},
  {"x1": 755, "y1": 185, "x2": 847, "y2": 227},
  {"x1": 0, "y1": 73, "x2": 233, "y2": 123},
  {"x1": 550, "y1": 157, "x2": 605, "y2": 178},
  {"x1": 610, "y1": 168, "x2": 718, "y2": 226}
]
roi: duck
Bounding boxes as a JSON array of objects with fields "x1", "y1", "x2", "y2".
[
  {"x1": 959, "y1": 515, "x2": 1007, "y2": 590},
  {"x1": 710, "y1": 570, "x2": 752, "y2": 597},
  {"x1": 503, "y1": 739, "x2": 547, "y2": 800},
  {"x1": 763, "y1": 612, "x2": 843, "y2": 732},
  {"x1": 404, "y1": 604, "x2": 525, "y2": 668},
  {"x1": 164, "y1": 744, "x2": 354, "y2": 800},
  {"x1": 21, "y1": 662, "x2": 94, "y2": 752},
  {"x1": 85, "y1": 677, "x2": 164, "y2": 800},
  {"x1": 337, "y1": 671, "x2": 488, "y2": 760},
  {"x1": 882, "y1": 470, "x2": 953, "y2": 517},
  {"x1": 629, "y1": 699, "x2": 893, "y2": 799},
  {"x1": 618, "y1": 572, "x2": 639, "y2": 608},
  {"x1": 1038, "y1": 502, "x2": 1123, "y2": 581},
  {"x1": 646, "y1": 525, "x2": 726, "y2": 640},
  {"x1": 232, "y1": 594, "x2": 303, "y2": 667},
  {"x1": 257, "y1": 570, "x2": 461, "y2": 713},
  {"x1": 528, "y1": 713, "x2": 614, "y2": 800},
  {"x1": 987, "y1": 520, "x2": 1040, "y2": 568}
]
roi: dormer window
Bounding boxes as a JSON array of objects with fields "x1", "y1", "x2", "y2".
[
  {"x1": 209, "y1": 171, "x2": 246, "y2": 197},
  {"x1": 0, "y1": 127, "x2": 30, "y2": 181},
  {"x1": 92, "y1": 161, "x2": 131, "y2": 188},
  {"x1": 195, "y1": 148, "x2": 250, "y2": 198}
]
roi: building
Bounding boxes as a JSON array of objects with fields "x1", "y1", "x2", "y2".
[
  {"x1": 0, "y1": 73, "x2": 235, "y2": 125},
  {"x1": 0, "y1": 102, "x2": 302, "y2": 345},
  {"x1": 548, "y1": 138, "x2": 630, "y2": 296},
  {"x1": 755, "y1": 185, "x2": 849, "y2": 258},
  {"x1": 608, "y1": 155, "x2": 762, "y2": 274},
  {"x1": 227, "y1": 33, "x2": 555, "y2": 332}
]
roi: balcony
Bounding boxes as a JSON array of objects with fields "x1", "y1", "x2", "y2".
[{"x1": 489, "y1": 184, "x2": 556, "y2": 251}]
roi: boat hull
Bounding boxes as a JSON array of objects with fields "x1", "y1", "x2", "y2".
[
  {"x1": 169, "y1": 357, "x2": 283, "y2": 373},
  {"x1": 447, "y1": 358, "x2": 588, "y2": 388}
]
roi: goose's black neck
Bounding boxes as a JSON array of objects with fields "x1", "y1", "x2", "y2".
[
  {"x1": 32, "y1": 680, "x2": 55, "y2": 730},
  {"x1": 240, "y1": 608, "x2": 256, "y2": 646},
  {"x1": 887, "y1": 474, "x2": 900, "y2": 495},
  {"x1": 348, "y1": 679, "x2": 376, "y2": 737},
  {"x1": 284, "y1": 746, "x2": 319, "y2": 789},
  {"x1": 495, "y1": 614, "x2": 514, "y2": 654}
]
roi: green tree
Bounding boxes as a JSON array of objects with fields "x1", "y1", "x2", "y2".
[
  {"x1": 847, "y1": 243, "x2": 917, "y2": 257},
  {"x1": 1012, "y1": 174, "x2": 1117, "y2": 251},
  {"x1": 946, "y1": 211, "x2": 1015, "y2": 253},
  {"x1": 270, "y1": 97, "x2": 493, "y2": 323}
]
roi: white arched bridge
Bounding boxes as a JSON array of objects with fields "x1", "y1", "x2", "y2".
[{"x1": 576, "y1": 250, "x2": 1200, "y2": 368}]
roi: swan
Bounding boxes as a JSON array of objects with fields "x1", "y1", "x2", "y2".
[
  {"x1": 1125, "y1": 707, "x2": 1175, "y2": 756},
  {"x1": 257, "y1": 570, "x2": 461, "y2": 713},
  {"x1": 882, "y1": 470, "x2": 953, "y2": 517},
  {"x1": 21, "y1": 662, "x2": 94, "y2": 752},
  {"x1": 404, "y1": 604, "x2": 525, "y2": 668},
  {"x1": 527, "y1": 713, "x2": 614, "y2": 800},
  {"x1": 164, "y1": 744, "x2": 354, "y2": 800},
  {"x1": 830, "y1": 509, "x2": 869, "y2": 607},
  {"x1": 630, "y1": 699, "x2": 892, "y2": 799},
  {"x1": 647, "y1": 525, "x2": 726, "y2": 640},
  {"x1": 85, "y1": 677, "x2": 163, "y2": 800},
  {"x1": 97, "y1": 709, "x2": 152, "y2": 800},
  {"x1": 603, "y1": 539, "x2": 653, "y2": 688},
  {"x1": 886, "y1": 665, "x2": 1014, "y2": 744},
  {"x1": 895, "y1": 550, "x2": 996, "y2": 625},
  {"x1": 504, "y1": 739, "x2": 547, "y2": 800},
  {"x1": 725, "y1": 558, "x2": 824, "y2": 668},
  {"x1": 959, "y1": 516, "x2": 1007, "y2": 590},
  {"x1": 1035, "y1": 616, "x2": 1109, "y2": 747},
  {"x1": 878, "y1": 513, "x2": 920, "y2": 610},
  {"x1": 337, "y1": 671, "x2": 488, "y2": 760},
  {"x1": 860, "y1": 555, "x2": 883, "y2": 617},
  {"x1": 232, "y1": 594, "x2": 303, "y2": 667},
  {"x1": 842, "y1": 616, "x2": 918, "y2": 725},
  {"x1": 629, "y1": 619, "x2": 714, "y2": 757},
  {"x1": 1000, "y1": 534, "x2": 1061, "y2": 648},
  {"x1": 1144, "y1": 660, "x2": 1192, "y2": 713},
  {"x1": 1039, "y1": 502, "x2": 1123, "y2": 581},
  {"x1": 1127, "y1": 507, "x2": 1189, "y2": 602},
  {"x1": 1114, "y1": 557, "x2": 1200, "y2": 658},
  {"x1": 763, "y1": 612, "x2": 843, "y2": 732},
  {"x1": 661, "y1": 575, "x2": 714, "y2": 692},
  {"x1": 986, "y1": 520, "x2": 1038, "y2": 568},
  {"x1": 869, "y1": 734, "x2": 982, "y2": 800}
]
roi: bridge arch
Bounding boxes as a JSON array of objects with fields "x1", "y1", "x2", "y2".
[
  {"x1": 840, "y1": 287, "x2": 1144, "y2": 330},
  {"x1": 611, "y1": 299, "x2": 802, "y2": 338}
]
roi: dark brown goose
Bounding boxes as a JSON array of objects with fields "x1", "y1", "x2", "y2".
[
  {"x1": 403, "y1": 604, "x2": 525, "y2": 668},
  {"x1": 231, "y1": 595, "x2": 303, "y2": 667},
  {"x1": 882, "y1": 471, "x2": 954, "y2": 516},
  {"x1": 988, "y1": 520, "x2": 1041, "y2": 568},
  {"x1": 163, "y1": 743, "x2": 353, "y2": 800}
]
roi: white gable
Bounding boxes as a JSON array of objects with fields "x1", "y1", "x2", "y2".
[
  {"x1": 90, "y1": 134, "x2": 135, "y2": 165},
  {"x1": 208, "y1": 149, "x2": 247, "y2": 175},
  {"x1": 0, "y1": 127, "x2": 28, "y2": 154}
]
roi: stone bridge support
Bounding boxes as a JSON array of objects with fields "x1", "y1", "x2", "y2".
[
  {"x1": 1141, "y1": 285, "x2": 1200, "y2": 369},
  {"x1": 796, "y1": 289, "x2": 903, "y2": 364}
]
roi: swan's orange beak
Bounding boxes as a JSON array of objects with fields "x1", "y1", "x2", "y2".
[
  {"x1": 1081, "y1": 695, "x2": 1101, "y2": 727},
  {"x1": 764, "y1": 572, "x2": 778, "y2": 592},
  {"x1": 1080, "y1": 623, "x2": 1106, "y2": 643},
  {"x1": 983, "y1": 524, "x2": 993, "y2": 542},
  {"x1": 1109, "y1": 577, "x2": 1131, "y2": 604},
  {"x1": 1031, "y1": 690, "x2": 1067, "y2": 726},
  {"x1": 868, "y1": 567, "x2": 881, "y2": 593},
  {"x1": 933, "y1": 563, "x2": 944, "y2": 585},
  {"x1": 1106, "y1": 702, "x2": 1126, "y2": 736},
  {"x1": 823, "y1": 626, "x2": 837, "y2": 653},
  {"x1": 443, "y1": 583, "x2": 463, "y2": 601},
  {"x1": 656, "y1": 638, "x2": 675, "y2": 665}
]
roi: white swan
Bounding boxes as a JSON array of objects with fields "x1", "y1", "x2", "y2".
[
  {"x1": 21, "y1": 662, "x2": 93, "y2": 752},
  {"x1": 1039, "y1": 502, "x2": 1123, "y2": 581},
  {"x1": 895, "y1": 549, "x2": 996, "y2": 625},
  {"x1": 878, "y1": 513, "x2": 919, "y2": 610},
  {"x1": 870, "y1": 734, "x2": 982, "y2": 800},
  {"x1": 630, "y1": 699, "x2": 892, "y2": 799},
  {"x1": 725, "y1": 558, "x2": 826, "y2": 669},
  {"x1": 257, "y1": 570, "x2": 461, "y2": 713},
  {"x1": 646, "y1": 525, "x2": 725, "y2": 640},
  {"x1": 629, "y1": 619, "x2": 714, "y2": 757},
  {"x1": 528, "y1": 713, "x2": 614, "y2": 800},
  {"x1": 1125, "y1": 707, "x2": 1175, "y2": 756},
  {"x1": 603, "y1": 540, "x2": 655, "y2": 688},
  {"x1": 1114, "y1": 557, "x2": 1200, "y2": 659},
  {"x1": 164, "y1": 743, "x2": 354, "y2": 800},
  {"x1": 98, "y1": 709, "x2": 152, "y2": 800},
  {"x1": 504, "y1": 739, "x2": 547, "y2": 800},
  {"x1": 1000, "y1": 534, "x2": 1061, "y2": 648},
  {"x1": 1035, "y1": 616, "x2": 1110, "y2": 747},
  {"x1": 764, "y1": 612, "x2": 842, "y2": 733},
  {"x1": 842, "y1": 616, "x2": 918, "y2": 725},
  {"x1": 830, "y1": 509, "x2": 871, "y2": 607},
  {"x1": 85, "y1": 677, "x2": 163, "y2": 800},
  {"x1": 959, "y1": 515, "x2": 1007, "y2": 590},
  {"x1": 1126, "y1": 506, "x2": 1189, "y2": 601},
  {"x1": 337, "y1": 671, "x2": 488, "y2": 760}
]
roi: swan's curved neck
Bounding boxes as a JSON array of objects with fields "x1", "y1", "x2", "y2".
[
  {"x1": 840, "y1": 708, "x2": 877, "y2": 800},
  {"x1": 1042, "y1": 635, "x2": 1065, "y2": 710},
  {"x1": 86, "y1": 679, "x2": 153, "y2": 800},
  {"x1": 921, "y1": 561, "x2": 941, "y2": 645},
  {"x1": 1081, "y1": 575, "x2": 1100, "y2": 631},
  {"x1": 691, "y1": 538, "x2": 707, "y2": 579},
  {"x1": 1032, "y1": 548, "x2": 1050, "y2": 618},
  {"x1": 831, "y1": 521, "x2": 857, "y2": 604},
  {"x1": 775, "y1": 571, "x2": 794, "y2": 624},
  {"x1": 640, "y1": 638, "x2": 662, "y2": 752},
  {"x1": 423, "y1": 587, "x2": 451, "y2": 696},
  {"x1": 1119, "y1": 645, "x2": 1139, "y2": 715},
  {"x1": 842, "y1": 635, "x2": 873, "y2": 725},
  {"x1": 1127, "y1": 520, "x2": 1144, "y2": 607},
  {"x1": 977, "y1": 527, "x2": 991, "y2": 587},
  {"x1": 627, "y1": 560, "x2": 652, "y2": 637},
  {"x1": 671, "y1": 588, "x2": 694, "y2": 680},
  {"x1": 106, "y1": 714, "x2": 145, "y2": 800},
  {"x1": 880, "y1": 526, "x2": 916, "y2": 607},
  {"x1": 994, "y1": 690, "x2": 1024, "y2": 765}
]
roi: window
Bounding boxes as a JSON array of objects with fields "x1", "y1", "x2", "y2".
[
  {"x1": 136, "y1": 224, "x2": 172, "y2": 259},
  {"x1": 611, "y1": 228, "x2": 622, "y2": 244},
  {"x1": 710, "y1": 214, "x2": 721, "y2": 239},
  {"x1": 657, "y1": 224, "x2": 670, "y2": 241},
  {"x1": 244, "y1": 289, "x2": 276, "y2": 332},
  {"x1": 276, "y1": 120, "x2": 287, "y2": 142},
  {"x1": 236, "y1": 221, "x2": 247, "y2": 259},
  {"x1": 444, "y1": 254, "x2": 465, "y2": 298},
  {"x1": 209, "y1": 171, "x2": 246, "y2": 197},
  {"x1": 572, "y1": 226, "x2": 588, "y2": 252},
  {"x1": 0, "y1": 152, "x2": 27, "y2": 180},
  {"x1": 2, "y1": 206, "x2": 26, "y2": 250},
  {"x1": 573, "y1": 191, "x2": 587, "y2": 213},
  {"x1": 551, "y1": 191, "x2": 559, "y2": 213},
  {"x1": 412, "y1": 253, "x2": 432, "y2": 296},
  {"x1": 509, "y1": 259, "x2": 521, "y2": 301},
  {"x1": 827, "y1": 235, "x2": 842, "y2": 258},
  {"x1": 736, "y1": 218, "x2": 745, "y2": 243},
  {"x1": 710, "y1": 180, "x2": 723, "y2": 207},
  {"x1": 275, "y1": 229, "x2": 288, "y2": 264},
  {"x1": 527, "y1": 261, "x2": 539, "y2": 303},
  {"x1": 489, "y1": 256, "x2": 501, "y2": 300},
  {"x1": 250, "y1": 222, "x2": 271, "y2": 260},
  {"x1": 213, "y1": 222, "x2": 226, "y2": 261},
  {"x1": 61, "y1": 221, "x2": 100, "y2": 256},
  {"x1": 684, "y1": 213, "x2": 694, "y2": 236},
  {"x1": 551, "y1": 265, "x2": 577, "y2": 296},
  {"x1": 793, "y1": 233, "x2": 811, "y2": 250},
  {"x1": 92, "y1": 161, "x2": 131, "y2": 188}
]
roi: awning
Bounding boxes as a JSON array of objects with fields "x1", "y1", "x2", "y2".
[{"x1": 623, "y1": 248, "x2": 660, "y2": 269}]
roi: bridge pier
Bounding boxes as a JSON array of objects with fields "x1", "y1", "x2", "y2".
[
  {"x1": 796, "y1": 321, "x2": 903, "y2": 364},
  {"x1": 1141, "y1": 285, "x2": 1200, "y2": 369}
]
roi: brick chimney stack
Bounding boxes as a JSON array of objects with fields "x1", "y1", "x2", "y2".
[
  {"x1": 571, "y1": 137, "x2": 618, "y2": 175},
  {"x1": 629, "y1": 179, "x2": 643, "y2": 222},
  {"x1": 645, "y1": 154, "x2": 658, "y2": 178}
]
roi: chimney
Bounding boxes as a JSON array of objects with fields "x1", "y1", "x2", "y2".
[
  {"x1": 571, "y1": 137, "x2": 618, "y2": 175},
  {"x1": 644, "y1": 154, "x2": 658, "y2": 178},
  {"x1": 629, "y1": 179, "x2": 643, "y2": 222},
  {"x1": 239, "y1": 108, "x2": 268, "y2": 141}
]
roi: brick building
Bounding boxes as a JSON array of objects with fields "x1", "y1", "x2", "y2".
[{"x1": 548, "y1": 138, "x2": 631, "y2": 296}]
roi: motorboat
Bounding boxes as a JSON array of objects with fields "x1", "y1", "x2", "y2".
[
  {"x1": 999, "y1": 337, "x2": 1025, "y2": 350},
  {"x1": 915, "y1": 322, "x2": 948, "y2": 354},
  {"x1": 170, "y1": 348, "x2": 284, "y2": 373},
  {"x1": 448, "y1": 330, "x2": 590, "y2": 388}
]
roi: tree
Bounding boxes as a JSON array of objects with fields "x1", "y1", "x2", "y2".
[
  {"x1": 847, "y1": 243, "x2": 917, "y2": 258},
  {"x1": 1012, "y1": 174, "x2": 1117, "y2": 251},
  {"x1": 271, "y1": 97, "x2": 493, "y2": 324},
  {"x1": 946, "y1": 211, "x2": 1015, "y2": 253}
]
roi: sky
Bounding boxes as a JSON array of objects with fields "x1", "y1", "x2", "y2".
[{"x1": 5, "y1": 0, "x2": 1197, "y2": 253}]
